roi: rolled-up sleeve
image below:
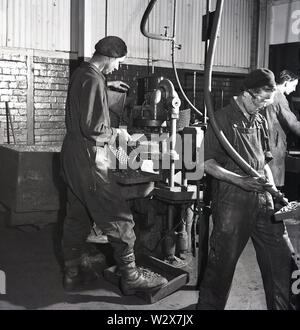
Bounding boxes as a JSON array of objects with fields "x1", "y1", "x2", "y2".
[{"x1": 204, "y1": 115, "x2": 229, "y2": 166}]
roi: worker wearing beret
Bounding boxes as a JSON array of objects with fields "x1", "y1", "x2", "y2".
[
  {"x1": 197, "y1": 69, "x2": 295, "y2": 310},
  {"x1": 60, "y1": 36, "x2": 167, "y2": 294}
]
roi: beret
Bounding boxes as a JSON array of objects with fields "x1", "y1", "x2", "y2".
[
  {"x1": 243, "y1": 68, "x2": 276, "y2": 90},
  {"x1": 95, "y1": 36, "x2": 127, "y2": 58}
]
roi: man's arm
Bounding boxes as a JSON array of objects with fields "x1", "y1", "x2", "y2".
[
  {"x1": 279, "y1": 104, "x2": 300, "y2": 136},
  {"x1": 107, "y1": 81, "x2": 130, "y2": 92},
  {"x1": 264, "y1": 163, "x2": 289, "y2": 205},
  {"x1": 80, "y1": 78, "x2": 131, "y2": 145},
  {"x1": 205, "y1": 159, "x2": 271, "y2": 193},
  {"x1": 264, "y1": 163, "x2": 276, "y2": 188}
]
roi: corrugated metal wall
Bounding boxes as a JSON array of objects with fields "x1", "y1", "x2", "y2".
[
  {"x1": 102, "y1": 0, "x2": 254, "y2": 69},
  {"x1": 175, "y1": 0, "x2": 206, "y2": 65},
  {"x1": 106, "y1": 0, "x2": 149, "y2": 60},
  {"x1": 0, "y1": 0, "x2": 7, "y2": 47},
  {"x1": 214, "y1": 0, "x2": 254, "y2": 68},
  {"x1": 90, "y1": 0, "x2": 106, "y2": 49},
  {"x1": 148, "y1": 0, "x2": 174, "y2": 62},
  {"x1": 0, "y1": 0, "x2": 255, "y2": 70},
  {"x1": 0, "y1": 0, "x2": 75, "y2": 52}
]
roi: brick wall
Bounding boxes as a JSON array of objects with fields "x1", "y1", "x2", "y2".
[
  {"x1": 0, "y1": 52, "x2": 246, "y2": 146},
  {"x1": 0, "y1": 54, "x2": 28, "y2": 145},
  {"x1": 33, "y1": 57, "x2": 69, "y2": 145},
  {"x1": 0, "y1": 50, "x2": 70, "y2": 146}
]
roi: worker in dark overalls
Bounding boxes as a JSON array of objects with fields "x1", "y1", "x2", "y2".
[
  {"x1": 261, "y1": 70, "x2": 300, "y2": 189},
  {"x1": 197, "y1": 69, "x2": 294, "y2": 310},
  {"x1": 60, "y1": 36, "x2": 167, "y2": 294}
]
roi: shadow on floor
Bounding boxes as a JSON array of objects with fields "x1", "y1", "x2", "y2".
[{"x1": 0, "y1": 223, "x2": 151, "y2": 309}]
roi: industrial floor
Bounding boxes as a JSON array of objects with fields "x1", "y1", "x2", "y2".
[{"x1": 0, "y1": 214, "x2": 268, "y2": 311}]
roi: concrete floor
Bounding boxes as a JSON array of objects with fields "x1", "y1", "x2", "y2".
[{"x1": 0, "y1": 215, "x2": 268, "y2": 310}]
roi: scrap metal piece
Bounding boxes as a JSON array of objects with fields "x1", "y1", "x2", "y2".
[{"x1": 274, "y1": 201, "x2": 300, "y2": 221}]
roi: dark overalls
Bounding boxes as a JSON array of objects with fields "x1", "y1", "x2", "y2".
[
  {"x1": 61, "y1": 62, "x2": 135, "y2": 268},
  {"x1": 197, "y1": 98, "x2": 293, "y2": 310}
]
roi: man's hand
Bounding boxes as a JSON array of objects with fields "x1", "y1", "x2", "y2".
[
  {"x1": 235, "y1": 176, "x2": 273, "y2": 193},
  {"x1": 204, "y1": 159, "x2": 275, "y2": 194},
  {"x1": 107, "y1": 81, "x2": 130, "y2": 92},
  {"x1": 273, "y1": 191, "x2": 289, "y2": 208},
  {"x1": 116, "y1": 128, "x2": 132, "y2": 142}
]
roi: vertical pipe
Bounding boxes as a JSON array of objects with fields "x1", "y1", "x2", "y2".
[
  {"x1": 169, "y1": 118, "x2": 177, "y2": 188},
  {"x1": 105, "y1": 0, "x2": 108, "y2": 36},
  {"x1": 193, "y1": 71, "x2": 197, "y2": 106},
  {"x1": 172, "y1": 0, "x2": 177, "y2": 38},
  {"x1": 147, "y1": 35, "x2": 151, "y2": 75},
  {"x1": 220, "y1": 89, "x2": 224, "y2": 109},
  {"x1": 204, "y1": 0, "x2": 210, "y2": 66},
  {"x1": 147, "y1": 0, "x2": 151, "y2": 75},
  {"x1": 204, "y1": 0, "x2": 210, "y2": 125}
]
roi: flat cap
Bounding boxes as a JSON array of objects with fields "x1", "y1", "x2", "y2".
[
  {"x1": 243, "y1": 68, "x2": 276, "y2": 90},
  {"x1": 95, "y1": 36, "x2": 127, "y2": 58}
]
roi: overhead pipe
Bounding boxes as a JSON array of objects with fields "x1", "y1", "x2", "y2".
[
  {"x1": 140, "y1": 0, "x2": 203, "y2": 117},
  {"x1": 140, "y1": 0, "x2": 174, "y2": 41},
  {"x1": 171, "y1": 44, "x2": 203, "y2": 117},
  {"x1": 204, "y1": 0, "x2": 287, "y2": 204},
  {"x1": 170, "y1": 0, "x2": 203, "y2": 117}
]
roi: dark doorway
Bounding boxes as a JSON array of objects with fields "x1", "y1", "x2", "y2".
[{"x1": 269, "y1": 42, "x2": 300, "y2": 79}]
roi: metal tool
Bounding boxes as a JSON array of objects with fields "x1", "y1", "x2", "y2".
[
  {"x1": 5, "y1": 101, "x2": 16, "y2": 144},
  {"x1": 274, "y1": 201, "x2": 300, "y2": 221}
]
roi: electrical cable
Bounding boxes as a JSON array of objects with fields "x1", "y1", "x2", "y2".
[{"x1": 140, "y1": 0, "x2": 204, "y2": 118}]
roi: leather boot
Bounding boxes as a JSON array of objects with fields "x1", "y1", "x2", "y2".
[
  {"x1": 63, "y1": 254, "x2": 100, "y2": 291},
  {"x1": 120, "y1": 261, "x2": 168, "y2": 295}
]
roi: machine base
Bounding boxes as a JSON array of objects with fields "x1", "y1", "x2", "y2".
[
  {"x1": 154, "y1": 184, "x2": 202, "y2": 203},
  {"x1": 103, "y1": 254, "x2": 189, "y2": 304}
]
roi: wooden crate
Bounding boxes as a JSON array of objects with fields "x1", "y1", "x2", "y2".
[{"x1": 0, "y1": 145, "x2": 65, "y2": 226}]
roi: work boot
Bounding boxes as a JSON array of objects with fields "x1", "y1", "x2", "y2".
[
  {"x1": 120, "y1": 262, "x2": 168, "y2": 295},
  {"x1": 63, "y1": 254, "x2": 101, "y2": 291}
]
